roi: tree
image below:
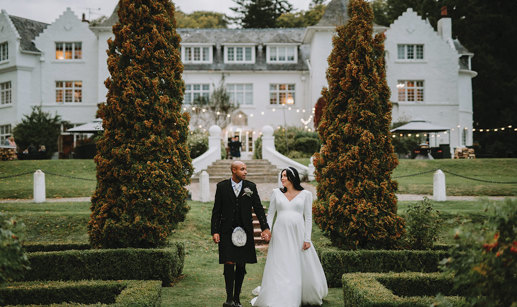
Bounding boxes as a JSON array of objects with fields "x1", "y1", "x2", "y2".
[
  {"x1": 313, "y1": 0, "x2": 405, "y2": 249},
  {"x1": 175, "y1": 10, "x2": 228, "y2": 28},
  {"x1": 88, "y1": 0, "x2": 192, "y2": 248},
  {"x1": 313, "y1": 96, "x2": 326, "y2": 129},
  {"x1": 371, "y1": 0, "x2": 390, "y2": 26},
  {"x1": 0, "y1": 213, "x2": 29, "y2": 286},
  {"x1": 276, "y1": 3, "x2": 326, "y2": 27},
  {"x1": 188, "y1": 78, "x2": 238, "y2": 130},
  {"x1": 12, "y1": 106, "x2": 64, "y2": 158},
  {"x1": 231, "y1": 0, "x2": 293, "y2": 28}
]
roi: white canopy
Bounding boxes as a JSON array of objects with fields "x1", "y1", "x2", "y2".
[
  {"x1": 66, "y1": 119, "x2": 103, "y2": 133},
  {"x1": 391, "y1": 119, "x2": 449, "y2": 133}
]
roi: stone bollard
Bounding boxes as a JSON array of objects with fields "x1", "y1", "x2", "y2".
[
  {"x1": 433, "y1": 169, "x2": 446, "y2": 201},
  {"x1": 199, "y1": 171, "x2": 210, "y2": 202},
  {"x1": 33, "y1": 170, "x2": 46, "y2": 203}
]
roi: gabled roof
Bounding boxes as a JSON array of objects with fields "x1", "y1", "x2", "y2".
[
  {"x1": 8, "y1": 15, "x2": 48, "y2": 53},
  {"x1": 453, "y1": 39, "x2": 471, "y2": 55},
  {"x1": 316, "y1": 0, "x2": 350, "y2": 27},
  {"x1": 177, "y1": 28, "x2": 305, "y2": 45}
]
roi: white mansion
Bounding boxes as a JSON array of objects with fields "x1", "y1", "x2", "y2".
[{"x1": 0, "y1": 0, "x2": 475, "y2": 158}]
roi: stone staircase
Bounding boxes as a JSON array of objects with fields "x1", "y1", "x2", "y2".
[
  {"x1": 253, "y1": 208, "x2": 268, "y2": 248},
  {"x1": 192, "y1": 159, "x2": 280, "y2": 183}
]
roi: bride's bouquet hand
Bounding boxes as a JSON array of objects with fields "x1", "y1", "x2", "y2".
[{"x1": 302, "y1": 242, "x2": 311, "y2": 250}]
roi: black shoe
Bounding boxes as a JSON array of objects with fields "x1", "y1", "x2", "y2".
[
  {"x1": 233, "y1": 301, "x2": 242, "y2": 307},
  {"x1": 223, "y1": 302, "x2": 234, "y2": 307}
]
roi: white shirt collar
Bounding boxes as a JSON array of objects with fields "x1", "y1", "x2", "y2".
[{"x1": 231, "y1": 178, "x2": 242, "y2": 189}]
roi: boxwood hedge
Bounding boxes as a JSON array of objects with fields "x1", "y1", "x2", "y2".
[
  {"x1": 0, "y1": 280, "x2": 161, "y2": 306},
  {"x1": 20, "y1": 242, "x2": 184, "y2": 286},
  {"x1": 342, "y1": 272, "x2": 467, "y2": 306},
  {"x1": 319, "y1": 249, "x2": 448, "y2": 287}
]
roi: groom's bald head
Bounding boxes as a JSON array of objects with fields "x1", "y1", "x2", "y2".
[{"x1": 231, "y1": 161, "x2": 247, "y2": 182}]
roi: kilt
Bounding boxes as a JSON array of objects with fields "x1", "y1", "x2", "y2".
[{"x1": 218, "y1": 228, "x2": 257, "y2": 264}]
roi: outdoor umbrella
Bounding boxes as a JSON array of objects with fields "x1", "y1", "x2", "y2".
[
  {"x1": 390, "y1": 118, "x2": 449, "y2": 133},
  {"x1": 66, "y1": 119, "x2": 104, "y2": 133}
]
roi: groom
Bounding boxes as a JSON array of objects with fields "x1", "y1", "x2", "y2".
[{"x1": 211, "y1": 160, "x2": 271, "y2": 307}]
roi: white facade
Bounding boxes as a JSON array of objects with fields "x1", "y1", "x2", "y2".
[{"x1": 0, "y1": 2, "x2": 475, "y2": 156}]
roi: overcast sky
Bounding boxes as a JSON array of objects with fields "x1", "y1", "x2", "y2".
[{"x1": 0, "y1": 0, "x2": 316, "y2": 24}]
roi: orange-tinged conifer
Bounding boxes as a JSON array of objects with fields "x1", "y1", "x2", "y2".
[
  {"x1": 88, "y1": 0, "x2": 192, "y2": 248},
  {"x1": 313, "y1": 0, "x2": 404, "y2": 249}
]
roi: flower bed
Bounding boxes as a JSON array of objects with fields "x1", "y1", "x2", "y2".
[{"x1": 342, "y1": 272, "x2": 467, "y2": 306}]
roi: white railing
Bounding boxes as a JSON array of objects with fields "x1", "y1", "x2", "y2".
[{"x1": 192, "y1": 125, "x2": 221, "y2": 174}]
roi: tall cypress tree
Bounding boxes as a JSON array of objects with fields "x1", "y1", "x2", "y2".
[
  {"x1": 313, "y1": 0, "x2": 404, "y2": 249},
  {"x1": 88, "y1": 0, "x2": 192, "y2": 248},
  {"x1": 231, "y1": 0, "x2": 293, "y2": 28}
]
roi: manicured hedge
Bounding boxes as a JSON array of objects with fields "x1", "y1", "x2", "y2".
[
  {"x1": 0, "y1": 280, "x2": 161, "y2": 306},
  {"x1": 21, "y1": 243, "x2": 185, "y2": 286},
  {"x1": 23, "y1": 242, "x2": 91, "y2": 252},
  {"x1": 319, "y1": 249, "x2": 448, "y2": 287},
  {"x1": 342, "y1": 272, "x2": 467, "y2": 306}
]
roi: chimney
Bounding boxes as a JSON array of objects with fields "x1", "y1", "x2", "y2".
[
  {"x1": 437, "y1": 6, "x2": 451, "y2": 41},
  {"x1": 82, "y1": 13, "x2": 89, "y2": 23}
]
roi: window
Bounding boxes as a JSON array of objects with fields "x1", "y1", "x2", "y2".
[
  {"x1": 397, "y1": 80, "x2": 424, "y2": 102},
  {"x1": 267, "y1": 46, "x2": 297, "y2": 63},
  {"x1": 225, "y1": 46, "x2": 254, "y2": 63},
  {"x1": 397, "y1": 44, "x2": 424, "y2": 60},
  {"x1": 269, "y1": 84, "x2": 295, "y2": 105},
  {"x1": 183, "y1": 46, "x2": 211, "y2": 63},
  {"x1": 0, "y1": 82, "x2": 11, "y2": 105},
  {"x1": 56, "y1": 81, "x2": 82, "y2": 103},
  {"x1": 184, "y1": 84, "x2": 210, "y2": 104},
  {"x1": 55, "y1": 42, "x2": 82, "y2": 60},
  {"x1": 0, "y1": 124, "x2": 11, "y2": 144},
  {"x1": 0, "y1": 42, "x2": 8, "y2": 61},
  {"x1": 226, "y1": 84, "x2": 253, "y2": 105}
]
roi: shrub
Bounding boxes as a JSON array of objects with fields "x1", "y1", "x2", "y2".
[
  {"x1": 342, "y1": 272, "x2": 467, "y2": 306},
  {"x1": 12, "y1": 106, "x2": 65, "y2": 159},
  {"x1": 0, "y1": 280, "x2": 161, "y2": 306},
  {"x1": 293, "y1": 137, "x2": 320, "y2": 155},
  {"x1": 319, "y1": 248, "x2": 448, "y2": 287},
  {"x1": 254, "y1": 135, "x2": 262, "y2": 159},
  {"x1": 313, "y1": 0, "x2": 404, "y2": 249},
  {"x1": 188, "y1": 130, "x2": 208, "y2": 159},
  {"x1": 23, "y1": 243, "x2": 91, "y2": 253},
  {"x1": 441, "y1": 199, "x2": 517, "y2": 307},
  {"x1": 404, "y1": 197, "x2": 440, "y2": 249},
  {"x1": 21, "y1": 243, "x2": 185, "y2": 286},
  {"x1": 89, "y1": 0, "x2": 192, "y2": 248},
  {"x1": 0, "y1": 213, "x2": 29, "y2": 284}
]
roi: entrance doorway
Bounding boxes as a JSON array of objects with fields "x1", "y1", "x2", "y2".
[{"x1": 226, "y1": 129, "x2": 254, "y2": 160}]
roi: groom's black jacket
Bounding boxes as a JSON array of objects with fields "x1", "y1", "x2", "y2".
[{"x1": 211, "y1": 179, "x2": 269, "y2": 235}]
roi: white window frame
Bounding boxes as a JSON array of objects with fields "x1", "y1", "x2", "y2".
[
  {"x1": 184, "y1": 83, "x2": 210, "y2": 104},
  {"x1": 227, "y1": 83, "x2": 253, "y2": 105},
  {"x1": 0, "y1": 81, "x2": 12, "y2": 105},
  {"x1": 182, "y1": 45, "x2": 213, "y2": 64},
  {"x1": 0, "y1": 124, "x2": 11, "y2": 144},
  {"x1": 266, "y1": 45, "x2": 298, "y2": 63},
  {"x1": 269, "y1": 84, "x2": 295, "y2": 105},
  {"x1": 55, "y1": 42, "x2": 82, "y2": 60},
  {"x1": 397, "y1": 44, "x2": 424, "y2": 61},
  {"x1": 224, "y1": 45, "x2": 255, "y2": 64},
  {"x1": 56, "y1": 81, "x2": 83, "y2": 103},
  {"x1": 397, "y1": 80, "x2": 424, "y2": 102},
  {"x1": 0, "y1": 42, "x2": 8, "y2": 62}
]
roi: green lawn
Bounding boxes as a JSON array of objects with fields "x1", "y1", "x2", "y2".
[
  {"x1": 1, "y1": 159, "x2": 516, "y2": 199},
  {"x1": 1, "y1": 198, "x2": 502, "y2": 306}
]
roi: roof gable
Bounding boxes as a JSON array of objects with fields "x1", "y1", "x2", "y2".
[
  {"x1": 316, "y1": 0, "x2": 349, "y2": 27},
  {"x1": 8, "y1": 15, "x2": 48, "y2": 53}
]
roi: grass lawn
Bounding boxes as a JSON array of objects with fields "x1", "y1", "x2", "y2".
[
  {"x1": 1, "y1": 158, "x2": 516, "y2": 199},
  {"x1": 0, "y1": 198, "x2": 502, "y2": 306}
]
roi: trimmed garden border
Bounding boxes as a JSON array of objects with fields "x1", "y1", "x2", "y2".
[
  {"x1": 20, "y1": 242, "x2": 185, "y2": 286},
  {"x1": 319, "y1": 249, "x2": 449, "y2": 287},
  {"x1": 0, "y1": 280, "x2": 161, "y2": 306},
  {"x1": 342, "y1": 272, "x2": 466, "y2": 306}
]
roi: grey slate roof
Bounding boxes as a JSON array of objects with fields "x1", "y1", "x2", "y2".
[
  {"x1": 9, "y1": 15, "x2": 48, "y2": 53},
  {"x1": 316, "y1": 0, "x2": 349, "y2": 27},
  {"x1": 453, "y1": 39, "x2": 470, "y2": 55}
]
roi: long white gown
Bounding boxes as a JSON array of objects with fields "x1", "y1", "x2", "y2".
[{"x1": 251, "y1": 188, "x2": 328, "y2": 307}]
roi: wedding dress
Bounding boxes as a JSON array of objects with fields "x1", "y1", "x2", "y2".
[{"x1": 251, "y1": 189, "x2": 328, "y2": 307}]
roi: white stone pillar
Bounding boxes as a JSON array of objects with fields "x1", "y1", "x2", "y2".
[
  {"x1": 208, "y1": 125, "x2": 221, "y2": 153},
  {"x1": 433, "y1": 169, "x2": 446, "y2": 201},
  {"x1": 262, "y1": 125, "x2": 275, "y2": 159},
  {"x1": 199, "y1": 171, "x2": 210, "y2": 202},
  {"x1": 33, "y1": 170, "x2": 46, "y2": 203},
  {"x1": 308, "y1": 156, "x2": 315, "y2": 181}
]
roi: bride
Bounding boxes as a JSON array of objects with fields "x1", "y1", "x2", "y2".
[{"x1": 251, "y1": 167, "x2": 328, "y2": 307}]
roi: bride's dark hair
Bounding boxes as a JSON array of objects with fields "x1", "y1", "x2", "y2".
[{"x1": 280, "y1": 167, "x2": 304, "y2": 193}]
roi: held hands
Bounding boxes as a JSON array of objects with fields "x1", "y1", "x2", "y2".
[
  {"x1": 212, "y1": 233, "x2": 220, "y2": 244},
  {"x1": 302, "y1": 242, "x2": 311, "y2": 250},
  {"x1": 261, "y1": 229, "x2": 272, "y2": 242}
]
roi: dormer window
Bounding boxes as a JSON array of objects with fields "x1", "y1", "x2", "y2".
[
  {"x1": 267, "y1": 46, "x2": 297, "y2": 63},
  {"x1": 397, "y1": 44, "x2": 424, "y2": 60},
  {"x1": 224, "y1": 46, "x2": 254, "y2": 64},
  {"x1": 55, "y1": 42, "x2": 82, "y2": 60},
  {"x1": 182, "y1": 46, "x2": 212, "y2": 64},
  {"x1": 0, "y1": 42, "x2": 8, "y2": 62}
]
